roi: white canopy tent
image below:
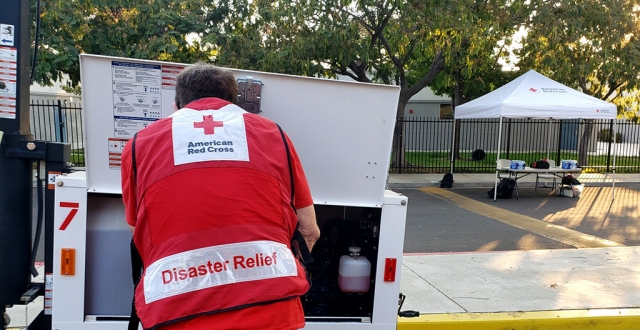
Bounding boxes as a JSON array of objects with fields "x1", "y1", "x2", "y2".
[{"x1": 454, "y1": 69, "x2": 618, "y2": 200}]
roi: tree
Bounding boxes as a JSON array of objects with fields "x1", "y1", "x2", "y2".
[
  {"x1": 211, "y1": 0, "x2": 519, "y2": 168},
  {"x1": 516, "y1": 0, "x2": 640, "y2": 166},
  {"x1": 32, "y1": 0, "x2": 223, "y2": 89},
  {"x1": 422, "y1": 1, "x2": 527, "y2": 161}
]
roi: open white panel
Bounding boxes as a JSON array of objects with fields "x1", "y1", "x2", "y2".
[{"x1": 80, "y1": 54, "x2": 399, "y2": 207}]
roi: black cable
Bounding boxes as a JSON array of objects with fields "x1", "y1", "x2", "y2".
[
  {"x1": 399, "y1": 310, "x2": 420, "y2": 318},
  {"x1": 30, "y1": 161, "x2": 44, "y2": 277},
  {"x1": 397, "y1": 293, "x2": 405, "y2": 315},
  {"x1": 30, "y1": 0, "x2": 42, "y2": 84},
  {"x1": 397, "y1": 293, "x2": 420, "y2": 318}
]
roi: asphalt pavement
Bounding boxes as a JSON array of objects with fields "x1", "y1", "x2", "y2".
[
  {"x1": 390, "y1": 172, "x2": 640, "y2": 253},
  {"x1": 397, "y1": 187, "x2": 571, "y2": 253}
]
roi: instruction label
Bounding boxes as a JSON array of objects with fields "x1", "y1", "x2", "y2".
[
  {"x1": 112, "y1": 61, "x2": 162, "y2": 137},
  {"x1": 0, "y1": 46, "x2": 17, "y2": 119}
]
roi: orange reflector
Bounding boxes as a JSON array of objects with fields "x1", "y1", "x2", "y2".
[{"x1": 61, "y1": 248, "x2": 76, "y2": 275}]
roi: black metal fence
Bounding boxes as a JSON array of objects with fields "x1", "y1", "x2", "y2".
[
  {"x1": 28, "y1": 103, "x2": 640, "y2": 173},
  {"x1": 393, "y1": 117, "x2": 640, "y2": 174},
  {"x1": 30, "y1": 100, "x2": 85, "y2": 166}
]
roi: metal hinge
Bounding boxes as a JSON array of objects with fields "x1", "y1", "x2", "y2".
[{"x1": 237, "y1": 77, "x2": 262, "y2": 114}]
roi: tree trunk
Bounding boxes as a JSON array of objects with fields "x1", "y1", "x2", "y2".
[
  {"x1": 453, "y1": 119, "x2": 462, "y2": 160},
  {"x1": 391, "y1": 100, "x2": 408, "y2": 170},
  {"x1": 578, "y1": 119, "x2": 593, "y2": 167},
  {"x1": 451, "y1": 69, "x2": 463, "y2": 160}
]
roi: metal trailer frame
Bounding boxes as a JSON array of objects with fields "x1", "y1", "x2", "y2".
[
  {"x1": 48, "y1": 54, "x2": 408, "y2": 330},
  {"x1": 52, "y1": 174, "x2": 407, "y2": 330}
]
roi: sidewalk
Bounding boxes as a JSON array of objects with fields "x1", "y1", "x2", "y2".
[
  {"x1": 5, "y1": 264, "x2": 44, "y2": 330},
  {"x1": 393, "y1": 172, "x2": 640, "y2": 329},
  {"x1": 388, "y1": 172, "x2": 640, "y2": 189},
  {"x1": 398, "y1": 247, "x2": 640, "y2": 329}
]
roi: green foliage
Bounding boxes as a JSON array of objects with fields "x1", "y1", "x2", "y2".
[
  {"x1": 598, "y1": 129, "x2": 623, "y2": 143},
  {"x1": 424, "y1": 0, "x2": 529, "y2": 103},
  {"x1": 516, "y1": 0, "x2": 640, "y2": 115},
  {"x1": 32, "y1": 0, "x2": 224, "y2": 87},
  {"x1": 210, "y1": 0, "x2": 503, "y2": 109},
  {"x1": 61, "y1": 83, "x2": 81, "y2": 95}
]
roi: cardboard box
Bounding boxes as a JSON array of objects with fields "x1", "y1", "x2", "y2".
[{"x1": 561, "y1": 184, "x2": 584, "y2": 197}]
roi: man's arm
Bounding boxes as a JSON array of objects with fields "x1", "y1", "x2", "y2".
[
  {"x1": 296, "y1": 205, "x2": 320, "y2": 252},
  {"x1": 283, "y1": 132, "x2": 320, "y2": 251}
]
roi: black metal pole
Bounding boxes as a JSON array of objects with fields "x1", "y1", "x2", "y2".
[
  {"x1": 556, "y1": 121, "x2": 563, "y2": 163},
  {"x1": 0, "y1": 0, "x2": 34, "y2": 308},
  {"x1": 0, "y1": 135, "x2": 33, "y2": 305},
  {"x1": 505, "y1": 119, "x2": 512, "y2": 159},
  {"x1": 57, "y1": 100, "x2": 64, "y2": 142},
  {"x1": 606, "y1": 119, "x2": 613, "y2": 172}
]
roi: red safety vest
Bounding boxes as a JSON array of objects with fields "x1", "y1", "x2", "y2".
[{"x1": 130, "y1": 98, "x2": 310, "y2": 329}]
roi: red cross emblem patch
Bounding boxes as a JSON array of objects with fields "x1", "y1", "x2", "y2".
[{"x1": 194, "y1": 115, "x2": 224, "y2": 135}]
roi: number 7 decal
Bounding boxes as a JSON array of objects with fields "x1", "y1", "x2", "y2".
[{"x1": 59, "y1": 202, "x2": 79, "y2": 231}]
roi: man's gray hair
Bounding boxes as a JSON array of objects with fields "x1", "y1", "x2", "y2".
[{"x1": 174, "y1": 63, "x2": 238, "y2": 108}]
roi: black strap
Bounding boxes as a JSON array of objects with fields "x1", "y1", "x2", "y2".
[
  {"x1": 129, "y1": 134, "x2": 143, "y2": 330},
  {"x1": 129, "y1": 239, "x2": 143, "y2": 330},
  {"x1": 275, "y1": 124, "x2": 296, "y2": 210},
  {"x1": 275, "y1": 124, "x2": 314, "y2": 266},
  {"x1": 131, "y1": 133, "x2": 139, "y2": 207}
]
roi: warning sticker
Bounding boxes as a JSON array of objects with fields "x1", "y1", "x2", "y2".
[
  {"x1": 108, "y1": 137, "x2": 130, "y2": 169},
  {"x1": 45, "y1": 273, "x2": 53, "y2": 315},
  {"x1": 47, "y1": 171, "x2": 62, "y2": 190},
  {"x1": 162, "y1": 65, "x2": 185, "y2": 90},
  {"x1": 0, "y1": 46, "x2": 17, "y2": 119}
]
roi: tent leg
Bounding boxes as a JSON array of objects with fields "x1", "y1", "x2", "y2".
[
  {"x1": 494, "y1": 117, "x2": 503, "y2": 201},
  {"x1": 450, "y1": 118, "x2": 457, "y2": 174},
  {"x1": 612, "y1": 119, "x2": 617, "y2": 200},
  {"x1": 546, "y1": 118, "x2": 552, "y2": 160}
]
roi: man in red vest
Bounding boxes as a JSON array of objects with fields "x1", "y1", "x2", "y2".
[{"x1": 121, "y1": 63, "x2": 320, "y2": 329}]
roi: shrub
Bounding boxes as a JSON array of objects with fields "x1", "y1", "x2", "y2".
[{"x1": 598, "y1": 129, "x2": 623, "y2": 143}]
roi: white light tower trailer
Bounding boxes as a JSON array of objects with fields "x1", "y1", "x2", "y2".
[{"x1": 51, "y1": 54, "x2": 408, "y2": 329}]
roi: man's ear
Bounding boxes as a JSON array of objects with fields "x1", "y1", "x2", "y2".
[{"x1": 172, "y1": 102, "x2": 179, "y2": 111}]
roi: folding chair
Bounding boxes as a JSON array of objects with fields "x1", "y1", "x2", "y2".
[
  {"x1": 535, "y1": 159, "x2": 557, "y2": 191},
  {"x1": 496, "y1": 159, "x2": 510, "y2": 178}
]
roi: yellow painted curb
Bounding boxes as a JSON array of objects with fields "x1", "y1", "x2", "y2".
[
  {"x1": 397, "y1": 309, "x2": 640, "y2": 330},
  {"x1": 419, "y1": 187, "x2": 623, "y2": 249}
]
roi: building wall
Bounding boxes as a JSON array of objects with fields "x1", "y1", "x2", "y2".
[
  {"x1": 30, "y1": 80, "x2": 81, "y2": 104},
  {"x1": 405, "y1": 87, "x2": 450, "y2": 118}
]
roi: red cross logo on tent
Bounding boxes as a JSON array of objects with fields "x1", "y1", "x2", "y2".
[
  {"x1": 529, "y1": 88, "x2": 537, "y2": 93},
  {"x1": 194, "y1": 115, "x2": 224, "y2": 135}
]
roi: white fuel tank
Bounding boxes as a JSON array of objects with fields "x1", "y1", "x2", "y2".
[{"x1": 338, "y1": 246, "x2": 371, "y2": 293}]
